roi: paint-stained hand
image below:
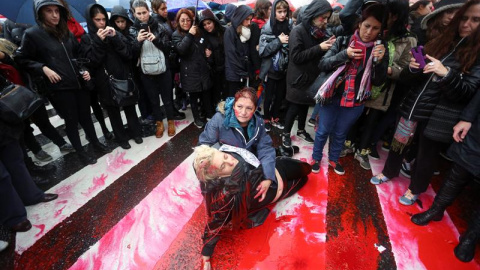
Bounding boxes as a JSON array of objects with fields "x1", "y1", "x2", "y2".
[{"x1": 254, "y1": 180, "x2": 272, "y2": 202}]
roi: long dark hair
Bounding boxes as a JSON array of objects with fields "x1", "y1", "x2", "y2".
[
  {"x1": 175, "y1": 8, "x2": 195, "y2": 34},
  {"x1": 38, "y1": 4, "x2": 69, "y2": 40},
  {"x1": 254, "y1": 0, "x2": 272, "y2": 20},
  {"x1": 387, "y1": 0, "x2": 409, "y2": 38},
  {"x1": 425, "y1": 0, "x2": 480, "y2": 73},
  {"x1": 409, "y1": 0, "x2": 431, "y2": 12}
]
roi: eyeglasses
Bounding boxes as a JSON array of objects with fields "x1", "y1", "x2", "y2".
[{"x1": 180, "y1": 19, "x2": 192, "y2": 24}]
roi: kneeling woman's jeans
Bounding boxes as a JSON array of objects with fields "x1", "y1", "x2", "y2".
[{"x1": 312, "y1": 98, "x2": 364, "y2": 163}]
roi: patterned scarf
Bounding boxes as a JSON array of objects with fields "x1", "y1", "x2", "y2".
[
  {"x1": 315, "y1": 30, "x2": 375, "y2": 107},
  {"x1": 391, "y1": 117, "x2": 417, "y2": 154},
  {"x1": 310, "y1": 25, "x2": 326, "y2": 40}
]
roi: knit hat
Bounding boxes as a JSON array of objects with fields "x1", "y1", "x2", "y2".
[{"x1": 420, "y1": 0, "x2": 466, "y2": 30}]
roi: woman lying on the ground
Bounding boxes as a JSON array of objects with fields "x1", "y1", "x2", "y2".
[{"x1": 193, "y1": 144, "x2": 311, "y2": 269}]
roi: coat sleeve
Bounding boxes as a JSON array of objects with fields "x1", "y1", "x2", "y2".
[
  {"x1": 14, "y1": 31, "x2": 45, "y2": 76},
  {"x1": 389, "y1": 37, "x2": 417, "y2": 80},
  {"x1": 439, "y1": 60, "x2": 480, "y2": 103},
  {"x1": 198, "y1": 113, "x2": 223, "y2": 146},
  {"x1": 224, "y1": 28, "x2": 248, "y2": 77},
  {"x1": 79, "y1": 34, "x2": 106, "y2": 68},
  {"x1": 460, "y1": 88, "x2": 480, "y2": 123},
  {"x1": 289, "y1": 28, "x2": 324, "y2": 65},
  {"x1": 172, "y1": 32, "x2": 194, "y2": 56},
  {"x1": 258, "y1": 30, "x2": 282, "y2": 58},
  {"x1": 128, "y1": 27, "x2": 143, "y2": 57},
  {"x1": 253, "y1": 117, "x2": 277, "y2": 183},
  {"x1": 249, "y1": 23, "x2": 261, "y2": 72},
  {"x1": 108, "y1": 33, "x2": 134, "y2": 60},
  {"x1": 318, "y1": 37, "x2": 349, "y2": 72}
]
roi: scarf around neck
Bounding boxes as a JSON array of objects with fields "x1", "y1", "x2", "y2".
[{"x1": 315, "y1": 30, "x2": 376, "y2": 106}]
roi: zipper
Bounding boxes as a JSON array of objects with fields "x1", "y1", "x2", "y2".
[
  {"x1": 234, "y1": 126, "x2": 260, "y2": 146},
  {"x1": 407, "y1": 38, "x2": 465, "y2": 120},
  {"x1": 61, "y1": 42, "x2": 82, "y2": 89}
]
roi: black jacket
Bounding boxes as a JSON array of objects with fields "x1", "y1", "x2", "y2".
[
  {"x1": 129, "y1": 16, "x2": 171, "y2": 68},
  {"x1": 80, "y1": 4, "x2": 135, "y2": 106},
  {"x1": 199, "y1": 9, "x2": 226, "y2": 74},
  {"x1": 15, "y1": 0, "x2": 83, "y2": 92},
  {"x1": 399, "y1": 39, "x2": 480, "y2": 122},
  {"x1": 285, "y1": 0, "x2": 332, "y2": 105},
  {"x1": 448, "y1": 89, "x2": 480, "y2": 177},
  {"x1": 152, "y1": 13, "x2": 173, "y2": 38},
  {"x1": 224, "y1": 5, "x2": 255, "y2": 82},
  {"x1": 172, "y1": 30, "x2": 211, "y2": 93}
]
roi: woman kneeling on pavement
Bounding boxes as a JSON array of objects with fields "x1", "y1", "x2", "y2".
[{"x1": 193, "y1": 144, "x2": 311, "y2": 269}]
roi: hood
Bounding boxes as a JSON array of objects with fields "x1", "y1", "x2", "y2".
[
  {"x1": 224, "y1": 4, "x2": 237, "y2": 23},
  {"x1": 110, "y1": 5, "x2": 133, "y2": 25},
  {"x1": 301, "y1": 0, "x2": 332, "y2": 29},
  {"x1": 85, "y1": 4, "x2": 109, "y2": 34},
  {"x1": 34, "y1": 0, "x2": 68, "y2": 25},
  {"x1": 231, "y1": 5, "x2": 254, "y2": 29},
  {"x1": 296, "y1": 6, "x2": 307, "y2": 25},
  {"x1": 269, "y1": 0, "x2": 291, "y2": 29},
  {"x1": 199, "y1": 9, "x2": 222, "y2": 33},
  {"x1": 421, "y1": 0, "x2": 466, "y2": 30}
]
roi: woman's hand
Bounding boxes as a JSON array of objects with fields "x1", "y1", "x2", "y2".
[
  {"x1": 105, "y1": 26, "x2": 116, "y2": 37},
  {"x1": 82, "y1": 70, "x2": 91, "y2": 81},
  {"x1": 205, "y1": 48, "x2": 212, "y2": 58},
  {"x1": 320, "y1": 35, "x2": 336, "y2": 51},
  {"x1": 147, "y1": 32, "x2": 156, "y2": 41},
  {"x1": 202, "y1": 256, "x2": 211, "y2": 270},
  {"x1": 423, "y1": 54, "x2": 449, "y2": 76},
  {"x1": 254, "y1": 180, "x2": 272, "y2": 202},
  {"x1": 43, "y1": 66, "x2": 61, "y2": 83},
  {"x1": 278, "y1": 33, "x2": 289, "y2": 44},
  {"x1": 372, "y1": 44, "x2": 385, "y2": 62},
  {"x1": 189, "y1": 25, "x2": 198, "y2": 35},
  {"x1": 453, "y1": 120, "x2": 472, "y2": 142},
  {"x1": 346, "y1": 47, "x2": 363, "y2": 60},
  {"x1": 137, "y1": 29, "x2": 148, "y2": 42}
]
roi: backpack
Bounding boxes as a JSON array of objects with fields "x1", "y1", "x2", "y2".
[{"x1": 140, "y1": 40, "x2": 166, "y2": 75}]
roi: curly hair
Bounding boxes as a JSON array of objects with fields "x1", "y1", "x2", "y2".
[
  {"x1": 254, "y1": 0, "x2": 272, "y2": 20},
  {"x1": 425, "y1": 0, "x2": 480, "y2": 73}
]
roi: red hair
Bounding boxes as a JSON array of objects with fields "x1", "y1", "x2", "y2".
[{"x1": 234, "y1": 87, "x2": 258, "y2": 108}]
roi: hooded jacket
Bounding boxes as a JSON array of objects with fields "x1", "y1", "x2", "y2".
[
  {"x1": 15, "y1": 0, "x2": 84, "y2": 92},
  {"x1": 286, "y1": 0, "x2": 332, "y2": 105},
  {"x1": 110, "y1": 5, "x2": 133, "y2": 36},
  {"x1": 198, "y1": 98, "x2": 276, "y2": 184},
  {"x1": 152, "y1": 13, "x2": 173, "y2": 37},
  {"x1": 199, "y1": 9, "x2": 226, "y2": 73},
  {"x1": 224, "y1": 5, "x2": 255, "y2": 82},
  {"x1": 258, "y1": 0, "x2": 292, "y2": 81},
  {"x1": 79, "y1": 4, "x2": 135, "y2": 106}
]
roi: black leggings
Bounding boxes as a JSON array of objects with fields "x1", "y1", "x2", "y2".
[
  {"x1": 263, "y1": 77, "x2": 287, "y2": 120},
  {"x1": 48, "y1": 90, "x2": 99, "y2": 152},
  {"x1": 253, "y1": 157, "x2": 311, "y2": 209}
]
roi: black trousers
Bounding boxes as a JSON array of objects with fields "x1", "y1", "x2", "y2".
[
  {"x1": 190, "y1": 90, "x2": 214, "y2": 120},
  {"x1": 211, "y1": 70, "x2": 227, "y2": 105},
  {"x1": 0, "y1": 140, "x2": 44, "y2": 227},
  {"x1": 284, "y1": 102, "x2": 309, "y2": 134},
  {"x1": 48, "y1": 90, "x2": 99, "y2": 152},
  {"x1": 263, "y1": 77, "x2": 287, "y2": 121},
  {"x1": 140, "y1": 70, "x2": 174, "y2": 121},
  {"x1": 105, "y1": 105, "x2": 141, "y2": 143},
  {"x1": 227, "y1": 80, "x2": 246, "y2": 97},
  {"x1": 90, "y1": 90, "x2": 109, "y2": 133},
  {"x1": 23, "y1": 104, "x2": 67, "y2": 153},
  {"x1": 433, "y1": 162, "x2": 473, "y2": 208}
]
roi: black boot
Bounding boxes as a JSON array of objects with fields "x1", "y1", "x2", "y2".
[
  {"x1": 77, "y1": 151, "x2": 97, "y2": 165},
  {"x1": 454, "y1": 230, "x2": 478, "y2": 262},
  {"x1": 411, "y1": 203, "x2": 445, "y2": 226},
  {"x1": 91, "y1": 141, "x2": 112, "y2": 154}
]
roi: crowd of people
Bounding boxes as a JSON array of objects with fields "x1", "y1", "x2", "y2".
[{"x1": 1, "y1": 0, "x2": 479, "y2": 267}]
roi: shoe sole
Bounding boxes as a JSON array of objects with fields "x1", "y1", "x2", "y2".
[
  {"x1": 354, "y1": 154, "x2": 371, "y2": 170},
  {"x1": 381, "y1": 147, "x2": 390, "y2": 152},
  {"x1": 35, "y1": 156, "x2": 53, "y2": 162},
  {"x1": 311, "y1": 168, "x2": 320, "y2": 174},
  {"x1": 333, "y1": 169, "x2": 345, "y2": 175},
  {"x1": 399, "y1": 196, "x2": 417, "y2": 206},
  {"x1": 400, "y1": 169, "x2": 411, "y2": 179},
  {"x1": 282, "y1": 142, "x2": 291, "y2": 148},
  {"x1": 307, "y1": 122, "x2": 315, "y2": 127},
  {"x1": 297, "y1": 136, "x2": 314, "y2": 144}
]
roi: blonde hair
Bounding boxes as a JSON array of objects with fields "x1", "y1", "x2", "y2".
[
  {"x1": 193, "y1": 145, "x2": 220, "y2": 182},
  {"x1": 0, "y1": 39, "x2": 17, "y2": 58}
]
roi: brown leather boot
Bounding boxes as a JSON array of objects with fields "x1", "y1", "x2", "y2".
[
  {"x1": 156, "y1": 121, "x2": 164, "y2": 138},
  {"x1": 167, "y1": 120, "x2": 176, "y2": 137}
]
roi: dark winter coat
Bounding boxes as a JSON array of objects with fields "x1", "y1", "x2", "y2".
[
  {"x1": 285, "y1": 0, "x2": 332, "y2": 105},
  {"x1": 0, "y1": 75, "x2": 23, "y2": 146},
  {"x1": 79, "y1": 4, "x2": 135, "y2": 107},
  {"x1": 172, "y1": 29, "x2": 211, "y2": 93},
  {"x1": 199, "y1": 9, "x2": 226, "y2": 74},
  {"x1": 198, "y1": 99, "x2": 276, "y2": 183},
  {"x1": 448, "y1": 89, "x2": 480, "y2": 177},
  {"x1": 129, "y1": 16, "x2": 171, "y2": 67},
  {"x1": 258, "y1": 0, "x2": 292, "y2": 81},
  {"x1": 224, "y1": 5, "x2": 254, "y2": 82},
  {"x1": 152, "y1": 13, "x2": 173, "y2": 37},
  {"x1": 398, "y1": 39, "x2": 480, "y2": 122},
  {"x1": 15, "y1": 0, "x2": 83, "y2": 92}
]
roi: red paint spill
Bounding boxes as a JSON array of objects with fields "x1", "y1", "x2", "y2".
[
  {"x1": 34, "y1": 224, "x2": 45, "y2": 238},
  {"x1": 54, "y1": 205, "x2": 67, "y2": 218},
  {"x1": 175, "y1": 120, "x2": 190, "y2": 127},
  {"x1": 107, "y1": 152, "x2": 133, "y2": 172},
  {"x1": 82, "y1": 174, "x2": 108, "y2": 196}
]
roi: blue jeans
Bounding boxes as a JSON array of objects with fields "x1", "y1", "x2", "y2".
[
  {"x1": 312, "y1": 98, "x2": 364, "y2": 162},
  {"x1": 310, "y1": 103, "x2": 321, "y2": 120}
]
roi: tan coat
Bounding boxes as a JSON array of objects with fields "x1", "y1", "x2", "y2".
[{"x1": 365, "y1": 35, "x2": 417, "y2": 111}]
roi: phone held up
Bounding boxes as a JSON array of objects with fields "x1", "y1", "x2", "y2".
[
  {"x1": 140, "y1": 23, "x2": 149, "y2": 32},
  {"x1": 411, "y1": 45, "x2": 428, "y2": 69}
]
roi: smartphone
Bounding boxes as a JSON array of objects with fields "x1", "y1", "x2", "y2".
[
  {"x1": 139, "y1": 23, "x2": 149, "y2": 32},
  {"x1": 106, "y1": 29, "x2": 114, "y2": 36},
  {"x1": 411, "y1": 46, "x2": 427, "y2": 69},
  {"x1": 350, "y1": 40, "x2": 366, "y2": 57}
]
